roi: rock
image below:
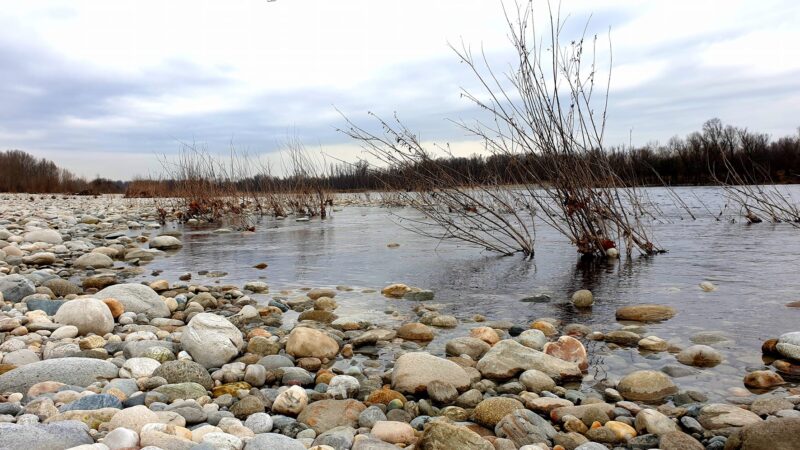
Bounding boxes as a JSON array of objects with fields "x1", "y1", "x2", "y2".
[
  {"x1": 519, "y1": 369, "x2": 556, "y2": 393},
  {"x1": 3, "y1": 348, "x2": 39, "y2": 366},
  {"x1": 550, "y1": 403, "x2": 614, "y2": 426},
  {"x1": 615, "y1": 304, "x2": 676, "y2": 322},
  {"x1": 476, "y1": 339, "x2": 582, "y2": 381},
  {"x1": 473, "y1": 397, "x2": 524, "y2": 427},
  {"x1": 744, "y1": 370, "x2": 784, "y2": 389},
  {"x1": 95, "y1": 283, "x2": 170, "y2": 319},
  {"x1": 365, "y1": 386, "x2": 406, "y2": 406},
  {"x1": 773, "y1": 359, "x2": 800, "y2": 376},
  {"x1": 445, "y1": 337, "x2": 490, "y2": 360},
  {"x1": 244, "y1": 364, "x2": 267, "y2": 386},
  {"x1": 516, "y1": 330, "x2": 547, "y2": 350},
  {"x1": 427, "y1": 380, "x2": 459, "y2": 404},
  {"x1": 638, "y1": 335, "x2": 669, "y2": 352},
  {"x1": 103, "y1": 427, "x2": 140, "y2": 449},
  {"x1": 417, "y1": 420, "x2": 493, "y2": 450},
  {"x1": 307, "y1": 288, "x2": 337, "y2": 300},
  {"x1": 272, "y1": 385, "x2": 308, "y2": 416},
  {"x1": 571, "y1": 290, "x2": 593, "y2": 308},
  {"x1": 725, "y1": 417, "x2": 800, "y2": 450},
  {"x1": 23, "y1": 229, "x2": 63, "y2": 244},
  {"x1": 700, "y1": 281, "x2": 717, "y2": 292},
  {"x1": 286, "y1": 327, "x2": 339, "y2": 360},
  {"x1": 149, "y1": 235, "x2": 183, "y2": 250},
  {"x1": 575, "y1": 444, "x2": 607, "y2": 450},
  {"x1": 140, "y1": 423, "x2": 194, "y2": 450},
  {"x1": 404, "y1": 289, "x2": 435, "y2": 301},
  {"x1": 100, "y1": 298, "x2": 124, "y2": 318},
  {"x1": 23, "y1": 252, "x2": 56, "y2": 265},
  {"x1": 381, "y1": 284, "x2": 411, "y2": 298},
  {"x1": 0, "y1": 420, "x2": 93, "y2": 449},
  {"x1": 245, "y1": 432, "x2": 306, "y2": 450},
  {"x1": 74, "y1": 253, "x2": 114, "y2": 269},
  {"x1": 617, "y1": 370, "x2": 677, "y2": 402},
  {"x1": 231, "y1": 396, "x2": 265, "y2": 419},
  {"x1": 43, "y1": 278, "x2": 82, "y2": 296},
  {"x1": 153, "y1": 382, "x2": 208, "y2": 402},
  {"x1": 776, "y1": 331, "x2": 800, "y2": 361},
  {"x1": 54, "y1": 297, "x2": 115, "y2": 336},
  {"x1": 604, "y1": 330, "x2": 641, "y2": 346},
  {"x1": 659, "y1": 431, "x2": 704, "y2": 450},
  {"x1": 351, "y1": 329, "x2": 396, "y2": 347},
  {"x1": 0, "y1": 274, "x2": 36, "y2": 302},
  {"x1": 297, "y1": 399, "x2": 366, "y2": 433},
  {"x1": 151, "y1": 360, "x2": 213, "y2": 389},
  {"x1": 676, "y1": 345, "x2": 723, "y2": 367},
  {"x1": 358, "y1": 408, "x2": 388, "y2": 431},
  {"x1": 108, "y1": 405, "x2": 160, "y2": 433},
  {"x1": 391, "y1": 352, "x2": 470, "y2": 394},
  {"x1": 470, "y1": 327, "x2": 500, "y2": 345},
  {"x1": 543, "y1": 336, "x2": 588, "y2": 371},
  {"x1": 371, "y1": 421, "x2": 416, "y2": 444},
  {"x1": 750, "y1": 396, "x2": 793, "y2": 416},
  {"x1": 26, "y1": 298, "x2": 67, "y2": 316},
  {"x1": 244, "y1": 412, "x2": 273, "y2": 433},
  {"x1": 60, "y1": 393, "x2": 123, "y2": 412},
  {"x1": 634, "y1": 409, "x2": 678, "y2": 435},
  {"x1": 697, "y1": 403, "x2": 762, "y2": 430},
  {"x1": 495, "y1": 409, "x2": 557, "y2": 447},
  {"x1": 202, "y1": 432, "x2": 243, "y2": 450},
  {"x1": 396, "y1": 323, "x2": 434, "y2": 341},
  {"x1": 258, "y1": 354, "x2": 294, "y2": 370},
  {"x1": 0, "y1": 358, "x2": 118, "y2": 394},
  {"x1": 181, "y1": 313, "x2": 244, "y2": 368},
  {"x1": 120, "y1": 357, "x2": 161, "y2": 378},
  {"x1": 328, "y1": 375, "x2": 360, "y2": 400}
]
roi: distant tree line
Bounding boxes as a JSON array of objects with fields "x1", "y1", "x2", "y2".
[
  {"x1": 3, "y1": 119, "x2": 799, "y2": 194},
  {"x1": 0, "y1": 150, "x2": 126, "y2": 194},
  {"x1": 320, "y1": 119, "x2": 800, "y2": 190}
]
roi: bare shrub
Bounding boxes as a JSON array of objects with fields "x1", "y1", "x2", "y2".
[{"x1": 340, "y1": 1, "x2": 662, "y2": 257}]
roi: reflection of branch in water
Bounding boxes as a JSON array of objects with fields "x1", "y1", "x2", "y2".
[{"x1": 586, "y1": 340, "x2": 608, "y2": 382}]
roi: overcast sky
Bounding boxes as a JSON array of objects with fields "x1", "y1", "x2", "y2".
[{"x1": 2, "y1": 0, "x2": 799, "y2": 179}]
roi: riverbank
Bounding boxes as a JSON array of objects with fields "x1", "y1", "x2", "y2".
[{"x1": 0, "y1": 194, "x2": 798, "y2": 450}]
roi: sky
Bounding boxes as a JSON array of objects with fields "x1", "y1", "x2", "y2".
[{"x1": 1, "y1": 0, "x2": 799, "y2": 180}]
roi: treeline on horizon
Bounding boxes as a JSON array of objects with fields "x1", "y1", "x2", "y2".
[
  {"x1": 0, "y1": 150, "x2": 126, "y2": 194},
  {"x1": 2, "y1": 119, "x2": 799, "y2": 195}
]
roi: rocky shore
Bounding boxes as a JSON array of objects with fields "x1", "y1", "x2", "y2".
[{"x1": 0, "y1": 194, "x2": 798, "y2": 450}]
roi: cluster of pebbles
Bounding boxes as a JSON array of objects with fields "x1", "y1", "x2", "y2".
[{"x1": 0, "y1": 194, "x2": 799, "y2": 450}]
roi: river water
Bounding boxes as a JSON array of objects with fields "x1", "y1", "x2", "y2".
[{"x1": 140, "y1": 186, "x2": 800, "y2": 401}]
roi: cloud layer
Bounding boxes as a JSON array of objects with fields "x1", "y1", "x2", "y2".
[{"x1": 1, "y1": 0, "x2": 799, "y2": 179}]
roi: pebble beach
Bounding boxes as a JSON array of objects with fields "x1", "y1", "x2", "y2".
[{"x1": 0, "y1": 194, "x2": 799, "y2": 450}]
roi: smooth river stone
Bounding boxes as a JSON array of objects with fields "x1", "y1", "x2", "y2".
[
  {"x1": 776, "y1": 332, "x2": 800, "y2": 360},
  {"x1": 0, "y1": 358, "x2": 119, "y2": 396}
]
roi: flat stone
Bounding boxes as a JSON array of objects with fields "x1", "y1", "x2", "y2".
[
  {"x1": 615, "y1": 304, "x2": 676, "y2": 322},
  {"x1": 0, "y1": 358, "x2": 119, "y2": 395},
  {"x1": 476, "y1": 339, "x2": 582, "y2": 381},
  {"x1": 391, "y1": 352, "x2": 470, "y2": 394},
  {"x1": 0, "y1": 420, "x2": 93, "y2": 449}
]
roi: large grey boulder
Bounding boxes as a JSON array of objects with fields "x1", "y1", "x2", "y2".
[
  {"x1": 95, "y1": 283, "x2": 169, "y2": 318},
  {"x1": 53, "y1": 297, "x2": 115, "y2": 335},
  {"x1": 181, "y1": 313, "x2": 244, "y2": 368},
  {"x1": 0, "y1": 275, "x2": 36, "y2": 302},
  {"x1": 0, "y1": 358, "x2": 119, "y2": 395},
  {"x1": 0, "y1": 421, "x2": 93, "y2": 450}
]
